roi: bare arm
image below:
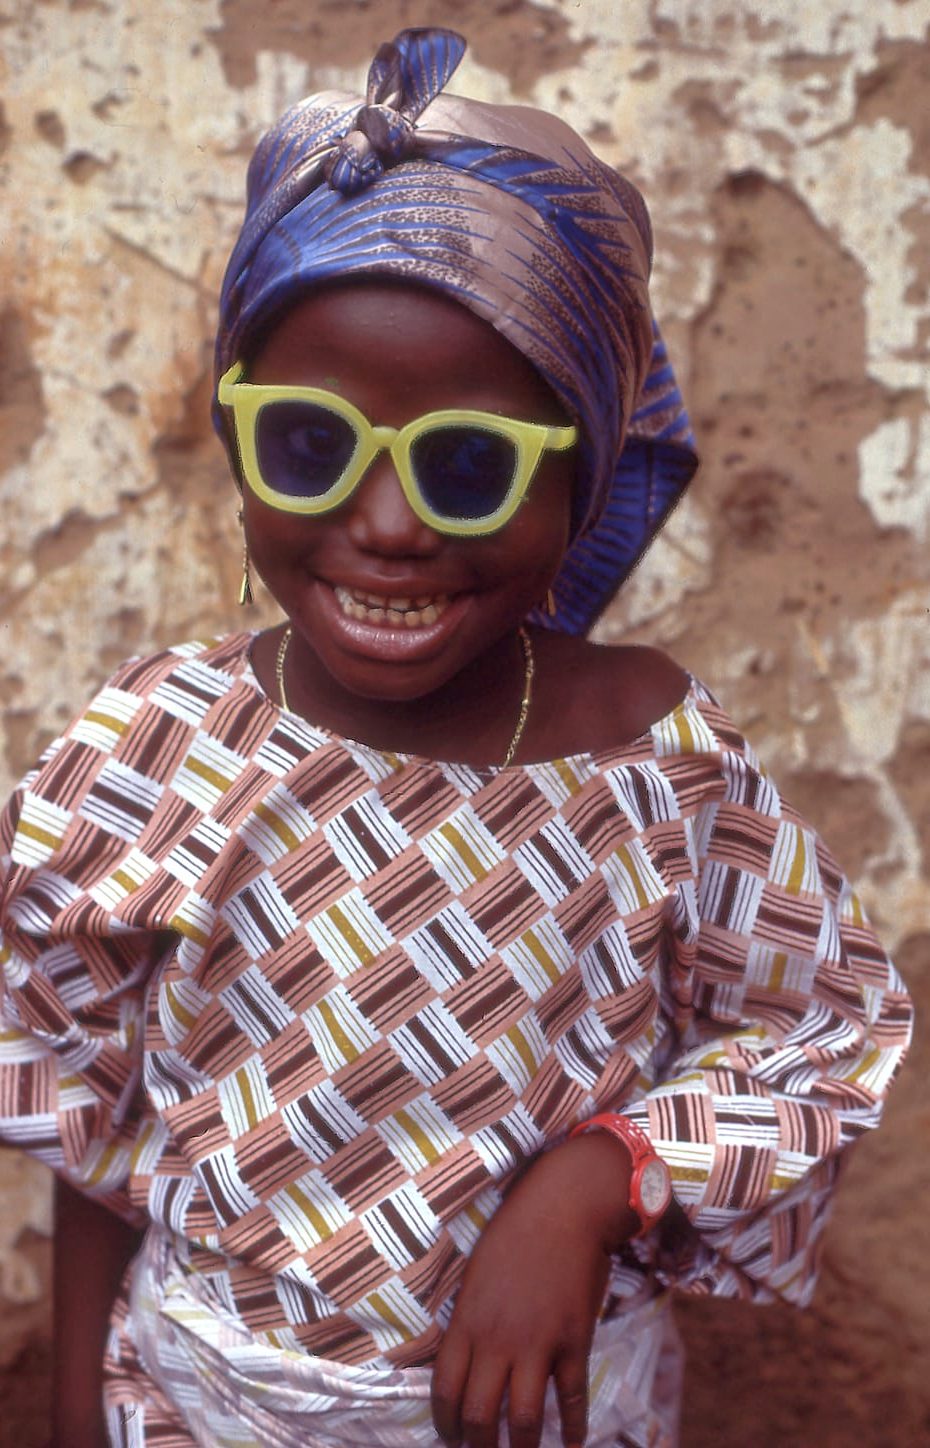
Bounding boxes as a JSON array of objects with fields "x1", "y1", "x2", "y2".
[{"x1": 53, "y1": 1179, "x2": 144, "y2": 1448}]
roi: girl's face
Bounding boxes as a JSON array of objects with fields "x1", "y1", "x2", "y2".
[{"x1": 241, "y1": 281, "x2": 574, "y2": 707}]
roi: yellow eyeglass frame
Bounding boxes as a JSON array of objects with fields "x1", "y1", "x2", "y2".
[{"x1": 217, "y1": 361, "x2": 577, "y2": 538}]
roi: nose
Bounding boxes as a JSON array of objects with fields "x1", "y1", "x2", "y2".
[{"x1": 344, "y1": 452, "x2": 442, "y2": 557}]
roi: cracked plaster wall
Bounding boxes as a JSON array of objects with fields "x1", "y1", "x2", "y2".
[{"x1": 0, "y1": 1, "x2": 928, "y2": 1441}]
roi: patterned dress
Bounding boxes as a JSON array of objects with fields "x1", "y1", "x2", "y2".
[{"x1": 0, "y1": 633, "x2": 912, "y2": 1446}]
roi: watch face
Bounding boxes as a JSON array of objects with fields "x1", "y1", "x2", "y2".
[{"x1": 639, "y1": 1159, "x2": 672, "y2": 1217}]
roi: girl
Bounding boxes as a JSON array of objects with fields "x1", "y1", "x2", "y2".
[{"x1": 0, "y1": 28, "x2": 912, "y2": 1448}]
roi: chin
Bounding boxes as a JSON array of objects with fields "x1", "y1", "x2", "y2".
[{"x1": 329, "y1": 658, "x2": 456, "y2": 705}]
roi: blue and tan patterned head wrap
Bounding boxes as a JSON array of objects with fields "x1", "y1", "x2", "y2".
[{"x1": 215, "y1": 27, "x2": 698, "y2": 635}]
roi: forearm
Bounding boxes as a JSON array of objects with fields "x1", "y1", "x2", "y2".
[
  {"x1": 53, "y1": 1178, "x2": 144, "y2": 1448},
  {"x1": 522, "y1": 1130, "x2": 640, "y2": 1249}
]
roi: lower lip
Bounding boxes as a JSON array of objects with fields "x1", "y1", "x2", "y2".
[{"x1": 313, "y1": 581, "x2": 472, "y2": 663}]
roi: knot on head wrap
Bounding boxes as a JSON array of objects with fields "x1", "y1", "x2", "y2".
[
  {"x1": 322, "y1": 30, "x2": 465, "y2": 195},
  {"x1": 215, "y1": 27, "x2": 698, "y2": 636},
  {"x1": 323, "y1": 105, "x2": 415, "y2": 194}
]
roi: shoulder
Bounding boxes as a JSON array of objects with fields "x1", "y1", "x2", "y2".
[
  {"x1": 529, "y1": 633, "x2": 692, "y2": 757},
  {"x1": 2, "y1": 632, "x2": 258, "y2": 876},
  {"x1": 9, "y1": 633, "x2": 255, "y2": 800},
  {"x1": 101, "y1": 632, "x2": 254, "y2": 699}
]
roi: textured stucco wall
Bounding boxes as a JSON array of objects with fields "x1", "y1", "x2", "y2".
[{"x1": 1, "y1": 1, "x2": 928, "y2": 1441}]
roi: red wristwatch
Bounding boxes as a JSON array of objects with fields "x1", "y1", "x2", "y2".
[{"x1": 569, "y1": 1113, "x2": 672, "y2": 1237}]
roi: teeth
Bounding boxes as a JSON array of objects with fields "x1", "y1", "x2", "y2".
[{"x1": 334, "y1": 586, "x2": 449, "y2": 628}]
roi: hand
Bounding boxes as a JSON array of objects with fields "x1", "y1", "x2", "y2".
[{"x1": 431, "y1": 1132, "x2": 637, "y2": 1448}]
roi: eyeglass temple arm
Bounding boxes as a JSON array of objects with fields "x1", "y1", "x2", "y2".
[{"x1": 217, "y1": 361, "x2": 246, "y2": 403}]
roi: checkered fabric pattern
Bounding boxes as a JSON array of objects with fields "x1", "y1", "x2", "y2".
[{"x1": 0, "y1": 635, "x2": 911, "y2": 1390}]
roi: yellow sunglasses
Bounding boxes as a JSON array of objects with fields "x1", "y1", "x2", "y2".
[{"x1": 217, "y1": 362, "x2": 577, "y2": 538}]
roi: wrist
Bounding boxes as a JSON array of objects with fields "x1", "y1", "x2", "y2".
[
  {"x1": 551, "y1": 1132, "x2": 641, "y2": 1252},
  {"x1": 568, "y1": 1113, "x2": 673, "y2": 1239}
]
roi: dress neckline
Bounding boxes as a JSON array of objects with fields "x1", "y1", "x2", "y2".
[{"x1": 234, "y1": 630, "x2": 698, "y2": 775}]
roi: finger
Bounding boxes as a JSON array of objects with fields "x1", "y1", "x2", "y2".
[
  {"x1": 458, "y1": 1358, "x2": 510, "y2": 1448},
  {"x1": 506, "y1": 1360, "x2": 549, "y2": 1448},
  {"x1": 554, "y1": 1350, "x2": 590, "y2": 1448},
  {"x1": 431, "y1": 1332, "x2": 471, "y2": 1445}
]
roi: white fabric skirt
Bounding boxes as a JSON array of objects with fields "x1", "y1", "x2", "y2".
[{"x1": 108, "y1": 1227, "x2": 682, "y2": 1447}]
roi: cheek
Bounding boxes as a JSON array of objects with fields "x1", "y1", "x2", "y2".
[
  {"x1": 516, "y1": 466, "x2": 573, "y2": 569},
  {"x1": 511, "y1": 512, "x2": 569, "y2": 570},
  {"x1": 245, "y1": 500, "x2": 315, "y2": 554},
  {"x1": 245, "y1": 512, "x2": 289, "y2": 568},
  {"x1": 243, "y1": 506, "x2": 322, "y2": 598}
]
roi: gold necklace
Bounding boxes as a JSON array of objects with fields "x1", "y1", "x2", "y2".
[
  {"x1": 275, "y1": 624, "x2": 535, "y2": 767},
  {"x1": 501, "y1": 626, "x2": 534, "y2": 767}
]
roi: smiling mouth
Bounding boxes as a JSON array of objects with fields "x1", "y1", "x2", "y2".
[{"x1": 334, "y1": 585, "x2": 452, "y2": 628}]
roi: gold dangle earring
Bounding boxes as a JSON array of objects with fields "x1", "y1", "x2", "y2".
[
  {"x1": 237, "y1": 507, "x2": 254, "y2": 606},
  {"x1": 545, "y1": 589, "x2": 557, "y2": 618}
]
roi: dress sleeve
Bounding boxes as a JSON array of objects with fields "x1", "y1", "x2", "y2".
[
  {"x1": 620, "y1": 732, "x2": 913, "y2": 1305},
  {"x1": 0, "y1": 675, "x2": 174, "y2": 1225}
]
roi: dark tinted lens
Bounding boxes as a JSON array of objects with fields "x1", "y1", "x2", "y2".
[
  {"x1": 410, "y1": 426, "x2": 517, "y2": 520},
  {"x1": 255, "y1": 400, "x2": 356, "y2": 499}
]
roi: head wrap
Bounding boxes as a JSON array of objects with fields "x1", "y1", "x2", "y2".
[{"x1": 215, "y1": 27, "x2": 697, "y2": 635}]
